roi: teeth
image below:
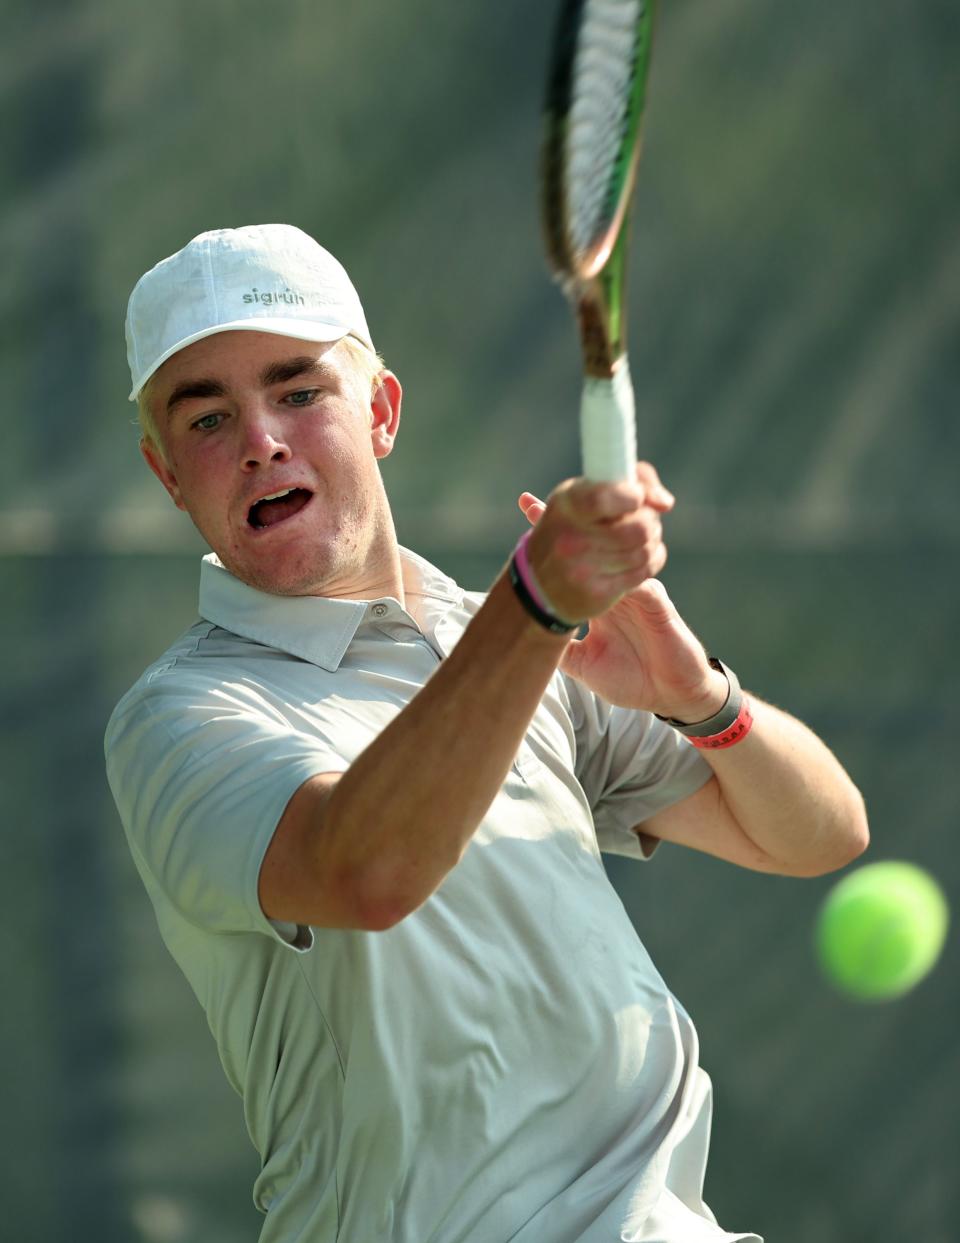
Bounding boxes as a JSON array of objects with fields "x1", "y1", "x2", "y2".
[{"x1": 258, "y1": 488, "x2": 295, "y2": 503}]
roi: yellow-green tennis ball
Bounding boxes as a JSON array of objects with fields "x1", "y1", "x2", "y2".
[{"x1": 815, "y1": 861, "x2": 949, "y2": 1001}]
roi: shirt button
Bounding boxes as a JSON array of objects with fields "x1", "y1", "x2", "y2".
[{"x1": 372, "y1": 603, "x2": 388, "y2": 618}]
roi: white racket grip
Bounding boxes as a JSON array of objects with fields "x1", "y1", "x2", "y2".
[{"x1": 580, "y1": 361, "x2": 637, "y2": 482}]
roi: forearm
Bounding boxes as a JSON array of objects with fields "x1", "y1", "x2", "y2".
[
  {"x1": 322, "y1": 569, "x2": 568, "y2": 926},
  {"x1": 705, "y1": 696, "x2": 869, "y2": 876},
  {"x1": 268, "y1": 474, "x2": 669, "y2": 930}
]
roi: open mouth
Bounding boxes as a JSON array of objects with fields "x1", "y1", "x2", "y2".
[{"x1": 247, "y1": 487, "x2": 313, "y2": 531}]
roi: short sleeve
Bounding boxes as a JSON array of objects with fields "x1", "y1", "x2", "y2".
[
  {"x1": 105, "y1": 671, "x2": 349, "y2": 946},
  {"x1": 561, "y1": 673, "x2": 713, "y2": 861}
]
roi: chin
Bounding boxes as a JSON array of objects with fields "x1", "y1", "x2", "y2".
[{"x1": 224, "y1": 546, "x2": 339, "y2": 598}]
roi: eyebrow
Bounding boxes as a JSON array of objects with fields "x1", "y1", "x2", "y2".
[{"x1": 164, "y1": 355, "x2": 334, "y2": 418}]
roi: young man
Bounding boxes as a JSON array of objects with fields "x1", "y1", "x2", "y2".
[{"x1": 106, "y1": 224, "x2": 868, "y2": 1243}]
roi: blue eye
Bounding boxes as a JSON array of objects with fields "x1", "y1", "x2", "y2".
[
  {"x1": 285, "y1": 389, "x2": 318, "y2": 407},
  {"x1": 192, "y1": 413, "x2": 222, "y2": 431}
]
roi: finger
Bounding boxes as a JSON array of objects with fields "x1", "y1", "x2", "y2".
[
  {"x1": 590, "y1": 541, "x2": 669, "y2": 590},
  {"x1": 566, "y1": 557, "x2": 656, "y2": 609},
  {"x1": 634, "y1": 462, "x2": 675, "y2": 512},
  {"x1": 581, "y1": 537, "x2": 664, "y2": 579},
  {"x1": 629, "y1": 576, "x2": 677, "y2": 619},
  {"x1": 601, "y1": 511, "x2": 663, "y2": 552},
  {"x1": 563, "y1": 480, "x2": 642, "y2": 524},
  {"x1": 518, "y1": 492, "x2": 546, "y2": 525},
  {"x1": 574, "y1": 514, "x2": 663, "y2": 573}
]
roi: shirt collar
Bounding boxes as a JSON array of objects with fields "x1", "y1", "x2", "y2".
[{"x1": 197, "y1": 547, "x2": 463, "y2": 672}]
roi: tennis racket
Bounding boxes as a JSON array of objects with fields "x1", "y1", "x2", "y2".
[{"x1": 542, "y1": 0, "x2": 656, "y2": 482}]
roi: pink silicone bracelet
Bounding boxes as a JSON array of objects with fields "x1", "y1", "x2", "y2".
[{"x1": 513, "y1": 530, "x2": 553, "y2": 614}]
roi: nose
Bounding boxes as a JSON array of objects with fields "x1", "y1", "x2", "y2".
[{"x1": 239, "y1": 408, "x2": 292, "y2": 471}]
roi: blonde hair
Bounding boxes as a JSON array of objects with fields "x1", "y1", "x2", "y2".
[
  {"x1": 337, "y1": 334, "x2": 387, "y2": 397},
  {"x1": 137, "y1": 333, "x2": 386, "y2": 461}
]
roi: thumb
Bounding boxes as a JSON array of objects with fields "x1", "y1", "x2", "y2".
[
  {"x1": 518, "y1": 492, "x2": 546, "y2": 525},
  {"x1": 629, "y1": 578, "x2": 678, "y2": 625}
]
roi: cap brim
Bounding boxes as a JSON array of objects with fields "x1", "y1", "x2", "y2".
[{"x1": 128, "y1": 318, "x2": 372, "y2": 401}]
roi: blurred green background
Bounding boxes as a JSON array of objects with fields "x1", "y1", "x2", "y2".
[{"x1": 2, "y1": 0, "x2": 957, "y2": 1240}]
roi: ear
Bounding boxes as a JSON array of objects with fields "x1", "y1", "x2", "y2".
[
  {"x1": 369, "y1": 371, "x2": 402, "y2": 460},
  {"x1": 140, "y1": 438, "x2": 186, "y2": 510}
]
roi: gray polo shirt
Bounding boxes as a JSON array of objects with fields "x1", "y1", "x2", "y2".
[{"x1": 105, "y1": 548, "x2": 761, "y2": 1243}]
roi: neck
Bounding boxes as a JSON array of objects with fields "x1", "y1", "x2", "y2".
[{"x1": 312, "y1": 509, "x2": 406, "y2": 607}]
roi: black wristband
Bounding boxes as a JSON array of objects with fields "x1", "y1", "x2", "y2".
[{"x1": 508, "y1": 556, "x2": 579, "y2": 635}]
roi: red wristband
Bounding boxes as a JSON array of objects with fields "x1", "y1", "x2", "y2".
[{"x1": 687, "y1": 697, "x2": 754, "y2": 749}]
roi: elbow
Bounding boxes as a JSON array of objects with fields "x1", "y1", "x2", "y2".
[
  {"x1": 348, "y1": 851, "x2": 463, "y2": 933},
  {"x1": 333, "y1": 863, "x2": 409, "y2": 932},
  {"x1": 836, "y1": 780, "x2": 870, "y2": 866},
  {"x1": 806, "y1": 786, "x2": 870, "y2": 878},
  {"x1": 351, "y1": 883, "x2": 415, "y2": 933},
  {"x1": 352, "y1": 903, "x2": 405, "y2": 934},
  {"x1": 844, "y1": 786, "x2": 871, "y2": 862}
]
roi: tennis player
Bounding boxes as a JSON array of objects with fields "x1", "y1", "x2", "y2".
[{"x1": 106, "y1": 224, "x2": 868, "y2": 1243}]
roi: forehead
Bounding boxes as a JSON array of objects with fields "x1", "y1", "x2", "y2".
[{"x1": 152, "y1": 330, "x2": 341, "y2": 393}]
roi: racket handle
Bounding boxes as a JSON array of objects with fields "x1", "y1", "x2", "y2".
[{"x1": 580, "y1": 361, "x2": 637, "y2": 483}]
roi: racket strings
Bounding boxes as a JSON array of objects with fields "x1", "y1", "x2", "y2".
[{"x1": 566, "y1": 0, "x2": 645, "y2": 260}]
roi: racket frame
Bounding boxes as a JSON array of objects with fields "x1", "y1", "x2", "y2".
[{"x1": 541, "y1": 0, "x2": 656, "y2": 479}]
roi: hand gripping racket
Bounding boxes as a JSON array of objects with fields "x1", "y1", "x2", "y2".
[{"x1": 542, "y1": 0, "x2": 656, "y2": 482}]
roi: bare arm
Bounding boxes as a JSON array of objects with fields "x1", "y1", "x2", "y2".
[
  {"x1": 260, "y1": 571, "x2": 568, "y2": 930},
  {"x1": 260, "y1": 475, "x2": 671, "y2": 931},
  {"x1": 640, "y1": 696, "x2": 868, "y2": 876},
  {"x1": 519, "y1": 488, "x2": 869, "y2": 879}
]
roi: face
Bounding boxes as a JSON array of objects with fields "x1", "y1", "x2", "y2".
[{"x1": 141, "y1": 331, "x2": 402, "y2": 596}]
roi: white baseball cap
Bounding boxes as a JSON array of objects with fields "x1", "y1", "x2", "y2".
[{"x1": 125, "y1": 223, "x2": 374, "y2": 401}]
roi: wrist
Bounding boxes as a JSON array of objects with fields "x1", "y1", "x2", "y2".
[
  {"x1": 664, "y1": 664, "x2": 730, "y2": 725},
  {"x1": 656, "y1": 658, "x2": 754, "y2": 750},
  {"x1": 499, "y1": 566, "x2": 573, "y2": 647},
  {"x1": 508, "y1": 531, "x2": 582, "y2": 636}
]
